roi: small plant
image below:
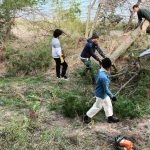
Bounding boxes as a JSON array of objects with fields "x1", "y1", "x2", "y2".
[
  {"x1": 29, "y1": 102, "x2": 39, "y2": 118},
  {"x1": 61, "y1": 93, "x2": 94, "y2": 118},
  {"x1": 30, "y1": 101, "x2": 39, "y2": 112}
]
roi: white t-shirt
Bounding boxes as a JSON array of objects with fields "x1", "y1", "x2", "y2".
[{"x1": 51, "y1": 38, "x2": 62, "y2": 58}]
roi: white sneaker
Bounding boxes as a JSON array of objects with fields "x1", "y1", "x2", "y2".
[
  {"x1": 57, "y1": 76, "x2": 61, "y2": 79},
  {"x1": 61, "y1": 75, "x2": 69, "y2": 80}
]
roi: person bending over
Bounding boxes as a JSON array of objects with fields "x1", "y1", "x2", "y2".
[
  {"x1": 80, "y1": 33, "x2": 105, "y2": 84},
  {"x1": 133, "y1": 5, "x2": 150, "y2": 28}
]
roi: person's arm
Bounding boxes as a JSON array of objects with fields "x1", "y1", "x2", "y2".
[
  {"x1": 137, "y1": 12, "x2": 142, "y2": 26},
  {"x1": 54, "y1": 42, "x2": 62, "y2": 58},
  {"x1": 89, "y1": 45, "x2": 100, "y2": 61},
  {"x1": 54, "y1": 42, "x2": 64, "y2": 63},
  {"x1": 101, "y1": 77, "x2": 114, "y2": 99},
  {"x1": 96, "y1": 46, "x2": 105, "y2": 58}
]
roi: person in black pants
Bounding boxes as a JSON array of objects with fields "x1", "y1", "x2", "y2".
[
  {"x1": 54, "y1": 57, "x2": 68, "y2": 79},
  {"x1": 51, "y1": 29, "x2": 68, "y2": 79}
]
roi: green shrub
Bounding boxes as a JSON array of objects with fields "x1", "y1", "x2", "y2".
[
  {"x1": 114, "y1": 68, "x2": 150, "y2": 119},
  {"x1": 113, "y1": 96, "x2": 147, "y2": 119},
  {"x1": 5, "y1": 41, "x2": 52, "y2": 76},
  {"x1": 61, "y1": 93, "x2": 94, "y2": 118},
  {"x1": 49, "y1": 102, "x2": 59, "y2": 111}
]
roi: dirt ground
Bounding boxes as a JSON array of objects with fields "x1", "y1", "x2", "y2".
[{"x1": 1, "y1": 104, "x2": 150, "y2": 149}]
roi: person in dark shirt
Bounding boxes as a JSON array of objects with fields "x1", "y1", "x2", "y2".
[
  {"x1": 133, "y1": 5, "x2": 150, "y2": 26},
  {"x1": 80, "y1": 33, "x2": 105, "y2": 84}
]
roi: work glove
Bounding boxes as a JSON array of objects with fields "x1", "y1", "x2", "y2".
[
  {"x1": 60, "y1": 57, "x2": 64, "y2": 63},
  {"x1": 112, "y1": 97, "x2": 117, "y2": 101}
]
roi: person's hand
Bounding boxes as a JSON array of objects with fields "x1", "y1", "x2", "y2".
[
  {"x1": 97, "y1": 58, "x2": 100, "y2": 62},
  {"x1": 112, "y1": 97, "x2": 117, "y2": 101},
  {"x1": 97, "y1": 58, "x2": 102, "y2": 64},
  {"x1": 62, "y1": 54, "x2": 65, "y2": 59}
]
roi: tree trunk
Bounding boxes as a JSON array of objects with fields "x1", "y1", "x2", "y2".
[
  {"x1": 124, "y1": 0, "x2": 142, "y2": 33},
  {"x1": 109, "y1": 20, "x2": 149, "y2": 62},
  {"x1": 4, "y1": 18, "x2": 14, "y2": 42},
  {"x1": 85, "y1": 0, "x2": 97, "y2": 38},
  {"x1": 89, "y1": 0, "x2": 105, "y2": 37},
  {"x1": 3, "y1": 2, "x2": 15, "y2": 42}
]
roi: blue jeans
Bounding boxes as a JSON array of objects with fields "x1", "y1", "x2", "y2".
[{"x1": 81, "y1": 58, "x2": 96, "y2": 83}]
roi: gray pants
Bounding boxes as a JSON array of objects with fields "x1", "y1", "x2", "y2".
[{"x1": 81, "y1": 58, "x2": 95, "y2": 83}]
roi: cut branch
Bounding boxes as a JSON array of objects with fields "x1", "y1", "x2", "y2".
[{"x1": 115, "y1": 73, "x2": 137, "y2": 96}]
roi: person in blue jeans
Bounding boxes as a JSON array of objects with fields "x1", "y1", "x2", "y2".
[
  {"x1": 84, "y1": 58, "x2": 119, "y2": 123},
  {"x1": 80, "y1": 33, "x2": 105, "y2": 84}
]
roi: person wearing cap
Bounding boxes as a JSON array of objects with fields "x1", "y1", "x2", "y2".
[
  {"x1": 84, "y1": 58, "x2": 119, "y2": 123},
  {"x1": 80, "y1": 33, "x2": 105, "y2": 84},
  {"x1": 52, "y1": 29, "x2": 68, "y2": 79},
  {"x1": 133, "y1": 5, "x2": 150, "y2": 27}
]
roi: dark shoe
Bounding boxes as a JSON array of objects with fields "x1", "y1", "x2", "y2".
[
  {"x1": 108, "y1": 116, "x2": 119, "y2": 123},
  {"x1": 83, "y1": 115, "x2": 91, "y2": 124},
  {"x1": 61, "y1": 75, "x2": 69, "y2": 80},
  {"x1": 57, "y1": 76, "x2": 61, "y2": 79}
]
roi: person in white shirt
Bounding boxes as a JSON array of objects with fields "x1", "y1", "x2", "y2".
[{"x1": 51, "y1": 29, "x2": 68, "y2": 79}]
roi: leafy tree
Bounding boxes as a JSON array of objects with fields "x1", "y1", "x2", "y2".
[
  {"x1": 50, "y1": 0, "x2": 81, "y2": 33},
  {"x1": 63, "y1": 2, "x2": 81, "y2": 22},
  {"x1": 0, "y1": 0, "x2": 46, "y2": 41}
]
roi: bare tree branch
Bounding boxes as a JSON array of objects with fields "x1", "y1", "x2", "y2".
[
  {"x1": 89, "y1": 0, "x2": 105, "y2": 37},
  {"x1": 85, "y1": 0, "x2": 97, "y2": 38},
  {"x1": 115, "y1": 73, "x2": 137, "y2": 96}
]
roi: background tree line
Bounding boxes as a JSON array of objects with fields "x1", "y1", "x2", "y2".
[{"x1": 0, "y1": 0, "x2": 150, "y2": 42}]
